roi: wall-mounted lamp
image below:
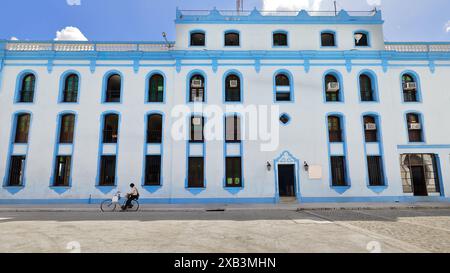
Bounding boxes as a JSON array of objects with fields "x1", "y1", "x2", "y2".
[
  {"x1": 266, "y1": 162, "x2": 272, "y2": 172},
  {"x1": 303, "y1": 161, "x2": 309, "y2": 172}
]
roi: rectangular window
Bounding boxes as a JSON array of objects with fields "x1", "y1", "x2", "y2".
[
  {"x1": 276, "y1": 92, "x2": 291, "y2": 102},
  {"x1": 190, "y1": 116, "x2": 204, "y2": 143},
  {"x1": 225, "y1": 115, "x2": 241, "y2": 143},
  {"x1": 367, "y1": 156, "x2": 385, "y2": 186},
  {"x1": 14, "y1": 114, "x2": 30, "y2": 143},
  {"x1": 400, "y1": 154, "x2": 440, "y2": 195},
  {"x1": 8, "y1": 155, "x2": 26, "y2": 186},
  {"x1": 330, "y1": 156, "x2": 347, "y2": 186},
  {"x1": 53, "y1": 156, "x2": 72, "y2": 187},
  {"x1": 226, "y1": 157, "x2": 242, "y2": 187},
  {"x1": 145, "y1": 155, "x2": 161, "y2": 186},
  {"x1": 99, "y1": 155, "x2": 116, "y2": 186},
  {"x1": 59, "y1": 115, "x2": 75, "y2": 144},
  {"x1": 188, "y1": 157, "x2": 204, "y2": 188}
]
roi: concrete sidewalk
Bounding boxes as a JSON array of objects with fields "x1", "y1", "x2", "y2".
[{"x1": 0, "y1": 202, "x2": 449, "y2": 212}]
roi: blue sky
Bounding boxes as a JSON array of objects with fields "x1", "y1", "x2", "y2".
[{"x1": 0, "y1": 0, "x2": 449, "y2": 42}]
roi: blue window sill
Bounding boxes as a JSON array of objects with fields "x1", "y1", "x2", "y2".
[
  {"x1": 331, "y1": 186, "x2": 351, "y2": 194},
  {"x1": 367, "y1": 185, "x2": 388, "y2": 193},
  {"x1": 95, "y1": 185, "x2": 117, "y2": 194}
]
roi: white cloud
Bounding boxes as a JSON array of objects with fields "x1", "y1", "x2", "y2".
[
  {"x1": 10, "y1": 37, "x2": 19, "y2": 41},
  {"x1": 366, "y1": 0, "x2": 381, "y2": 6},
  {"x1": 262, "y1": 0, "x2": 323, "y2": 11},
  {"x1": 66, "y1": 0, "x2": 81, "y2": 6},
  {"x1": 446, "y1": 21, "x2": 450, "y2": 33},
  {"x1": 54, "y1": 26, "x2": 88, "y2": 41}
]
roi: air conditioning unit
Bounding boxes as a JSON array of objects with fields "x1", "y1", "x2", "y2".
[
  {"x1": 409, "y1": 123, "x2": 421, "y2": 130},
  {"x1": 365, "y1": 123, "x2": 377, "y2": 131},
  {"x1": 229, "y1": 80, "x2": 238, "y2": 88},
  {"x1": 403, "y1": 82, "x2": 417, "y2": 91},
  {"x1": 192, "y1": 79, "x2": 203, "y2": 88},
  {"x1": 192, "y1": 117, "x2": 202, "y2": 126},
  {"x1": 191, "y1": 90, "x2": 204, "y2": 102},
  {"x1": 327, "y1": 82, "x2": 340, "y2": 92}
]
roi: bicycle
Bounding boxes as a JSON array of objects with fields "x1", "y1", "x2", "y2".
[{"x1": 100, "y1": 191, "x2": 140, "y2": 212}]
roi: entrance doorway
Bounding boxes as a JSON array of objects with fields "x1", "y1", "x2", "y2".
[
  {"x1": 411, "y1": 166, "x2": 428, "y2": 196},
  {"x1": 278, "y1": 164, "x2": 296, "y2": 197},
  {"x1": 400, "y1": 154, "x2": 441, "y2": 197}
]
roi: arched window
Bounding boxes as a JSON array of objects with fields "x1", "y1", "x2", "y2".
[
  {"x1": 325, "y1": 74, "x2": 341, "y2": 102},
  {"x1": 363, "y1": 115, "x2": 378, "y2": 142},
  {"x1": 14, "y1": 113, "x2": 31, "y2": 143},
  {"x1": 19, "y1": 74, "x2": 36, "y2": 103},
  {"x1": 321, "y1": 32, "x2": 336, "y2": 47},
  {"x1": 63, "y1": 74, "x2": 79, "y2": 103},
  {"x1": 102, "y1": 114, "x2": 119, "y2": 143},
  {"x1": 359, "y1": 74, "x2": 375, "y2": 102},
  {"x1": 147, "y1": 114, "x2": 163, "y2": 144},
  {"x1": 275, "y1": 73, "x2": 291, "y2": 102},
  {"x1": 273, "y1": 32, "x2": 288, "y2": 47},
  {"x1": 148, "y1": 74, "x2": 164, "y2": 103},
  {"x1": 189, "y1": 74, "x2": 205, "y2": 102},
  {"x1": 354, "y1": 32, "x2": 369, "y2": 47},
  {"x1": 105, "y1": 74, "x2": 121, "y2": 103},
  {"x1": 190, "y1": 31, "x2": 205, "y2": 46},
  {"x1": 225, "y1": 74, "x2": 241, "y2": 102},
  {"x1": 402, "y1": 73, "x2": 419, "y2": 102},
  {"x1": 328, "y1": 116, "x2": 343, "y2": 143},
  {"x1": 190, "y1": 116, "x2": 204, "y2": 143},
  {"x1": 225, "y1": 32, "x2": 240, "y2": 46},
  {"x1": 59, "y1": 114, "x2": 75, "y2": 144},
  {"x1": 406, "y1": 113, "x2": 423, "y2": 142},
  {"x1": 225, "y1": 114, "x2": 241, "y2": 143}
]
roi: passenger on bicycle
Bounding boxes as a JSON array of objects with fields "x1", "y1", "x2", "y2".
[{"x1": 122, "y1": 183, "x2": 139, "y2": 210}]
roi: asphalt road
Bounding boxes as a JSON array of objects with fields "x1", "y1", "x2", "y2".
[{"x1": 0, "y1": 208, "x2": 449, "y2": 253}]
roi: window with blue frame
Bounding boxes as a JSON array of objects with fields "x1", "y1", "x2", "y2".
[
  {"x1": 330, "y1": 156, "x2": 347, "y2": 186},
  {"x1": 18, "y1": 74, "x2": 35, "y2": 103},
  {"x1": 275, "y1": 73, "x2": 291, "y2": 101},
  {"x1": 402, "y1": 74, "x2": 419, "y2": 102},
  {"x1": 53, "y1": 156, "x2": 71, "y2": 187},
  {"x1": 147, "y1": 114, "x2": 162, "y2": 144},
  {"x1": 7, "y1": 155, "x2": 26, "y2": 186},
  {"x1": 59, "y1": 114, "x2": 75, "y2": 144},
  {"x1": 14, "y1": 113, "x2": 31, "y2": 143},
  {"x1": 363, "y1": 116, "x2": 378, "y2": 142},
  {"x1": 328, "y1": 116, "x2": 343, "y2": 142},
  {"x1": 99, "y1": 155, "x2": 116, "y2": 186},
  {"x1": 63, "y1": 74, "x2": 79, "y2": 103},
  {"x1": 189, "y1": 74, "x2": 205, "y2": 102},
  {"x1": 226, "y1": 157, "x2": 242, "y2": 188},
  {"x1": 145, "y1": 155, "x2": 161, "y2": 186},
  {"x1": 190, "y1": 116, "x2": 204, "y2": 143},
  {"x1": 321, "y1": 32, "x2": 336, "y2": 47},
  {"x1": 354, "y1": 32, "x2": 369, "y2": 47},
  {"x1": 225, "y1": 115, "x2": 241, "y2": 143},
  {"x1": 225, "y1": 32, "x2": 240, "y2": 46},
  {"x1": 325, "y1": 74, "x2": 341, "y2": 102},
  {"x1": 188, "y1": 157, "x2": 204, "y2": 188},
  {"x1": 190, "y1": 32, "x2": 205, "y2": 46},
  {"x1": 359, "y1": 74, "x2": 375, "y2": 102},
  {"x1": 105, "y1": 74, "x2": 121, "y2": 103},
  {"x1": 367, "y1": 156, "x2": 385, "y2": 186},
  {"x1": 102, "y1": 114, "x2": 119, "y2": 144},
  {"x1": 225, "y1": 74, "x2": 241, "y2": 102},
  {"x1": 148, "y1": 74, "x2": 164, "y2": 103},
  {"x1": 406, "y1": 113, "x2": 423, "y2": 142},
  {"x1": 273, "y1": 32, "x2": 288, "y2": 47}
]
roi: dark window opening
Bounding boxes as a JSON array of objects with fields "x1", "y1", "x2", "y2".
[
  {"x1": 400, "y1": 154, "x2": 440, "y2": 196},
  {"x1": 367, "y1": 156, "x2": 385, "y2": 186},
  {"x1": 103, "y1": 114, "x2": 119, "y2": 143},
  {"x1": 402, "y1": 74, "x2": 418, "y2": 102},
  {"x1": 189, "y1": 74, "x2": 205, "y2": 102},
  {"x1": 325, "y1": 74, "x2": 340, "y2": 102},
  {"x1": 145, "y1": 155, "x2": 161, "y2": 186},
  {"x1": 273, "y1": 32, "x2": 288, "y2": 46},
  {"x1": 19, "y1": 74, "x2": 35, "y2": 103},
  {"x1": 321, "y1": 32, "x2": 336, "y2": 47},
  {"x1": 331, "y1": 156, "x2": 347, "y2": 186},
  {"x1": 275, "y1": 74, "x2": 291, "y2": 102},
  {"x1": 147, "y1": 114, "x2": 162, "y2": 144},
  {"x1": 355, "y1": 32, "x2": 368, "y2": 46},
  {"x1": 363, "y1": 116, "x2": 378, "y2": 142},
  {"x1": 7, "y1": 156, "x2": 26, "y2": 186},
  {"x1": 14, "y1": 114, "x2": 31, "y2": 144},
  {"x1": 53, "y1": 156, "x2": 71, "y2": 187},
  {"x1": 188, "y1": 157, "x2": 204, "y2": 188},
  {"x1": 99, "y1": 155, "x2": 116, "y2": 186},
  {"x1": 148, "y1": 74, "x2": 164, "y2": 102},
  {"x1": 59, "y1": 114, "x2": 75, "y2": 144},
  {"x1": 328, "y1": 116, "x2": 343, "y2": 143},
  {"x1": 225, "y1": 32, "x2": 240, "y2": 46},
  {"x1": 407, "y1": 113, "x2": 423, "y2": 142},
  {"x1": 105, "y1": 74, "x2": 121, "y2": 103},
  {"x1": 63, "y1": 74, "x2": 79, "y2": 103},
  {"x1": 190, "y1": 116, "x2": 204, "y2": 143},
  {"x1": 225, "y1": 115, "x2": 241, "y2": 143},
  {"x1": 280, "y1": 114, "x2": 290, "y2": 125},
  {"x1": 359, "y1": 74, "x2": 374, "y2": 101},
  {"x1": 226, "y1": 157, "x2": 242, "y2": 187},
  {"x1": 190, "y1": 32, "x2": 205, "y2": 46},
  {"x1": 225, "y1": 74, "x2": 241, "y2": 102}
]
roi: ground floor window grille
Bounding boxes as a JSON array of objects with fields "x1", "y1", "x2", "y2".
[
  {"x1": 53, "y1": 156, "x2": 71, "y2": 187},
  {"x1": 226, "y1": 157, "x2": 242, "y2": 187},
  {"x1": 367, "y1": 156, "x2": 385, "y2": 186},
  {"x1": 8, "y1": 156, "x2": 26, "y2": 186},
  {"x1": 330, "y1": 156, "x2": 347, "y2": 186},
  {"x1": 400, "y1": 154, "x2": 440, "y2": 196},
  {"x1": 99, "y1": 155, "x2": 116, "y2": 186},
  {"x1": 145, "y1": 155, "x2": 161, "y2": 186},
  {"x1": 188, "y1": 157, "x2": 204, "y2": 188}
]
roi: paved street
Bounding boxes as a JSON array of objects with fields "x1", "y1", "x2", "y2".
[{"x1": 0, "y1": 208, "x2": 449, "y2": 253}]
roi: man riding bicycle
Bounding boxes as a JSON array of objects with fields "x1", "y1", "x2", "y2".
[{"x1": 122, "y1": 183, "x2": 139, "y2": 211}]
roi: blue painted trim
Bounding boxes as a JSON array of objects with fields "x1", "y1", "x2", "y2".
[
  {"x1": 101, "y1": 70, "x2": 123, "y2": 104},
  {"x1": 279, "y1": 113, "x2": 292, "y2": 126},
  {"x1": 145, "y1": 70, "x2": 166, "y2": 104},
  {"x1": 400, "y1": 70, "x2": 422, "y2": 103},
  {"x1": 397, "y1": 144, "x2": 450, "y2": 149},
  {"x1": 357, "y1": 69, "x2": 379, "y2": 103},
  {"x1": 299, "y1": 196, "x2": 450, "y2": 203},
  {"x1": 13, "y1": 70, "x2": 37, "y2": 104},
  {"x1": 2, "y1": 111, "x2": 33, "y2": 192},
  {"x1": 223, "y1": 113, "x2": 244, "y2": 193},
  {"x1": 273, "y1": 69, "x2": 294, "y2": 103},
  {"x1": 57, "y1": 70, "x2": 81, "y2": 104},
  {"x1": 323, "y1": 69, "x2": 344, "y2": 103},
  {"x1": 186, "y1": 69, "x2": 207, "y2": 103},
  {"x1": 273, "y1": 151, "x2": 302, "y2": 203},
  {"x1": 404, "y1": 111, "x2": 426, "y2": 144},
  {"x1": 325, "y1": 113, "x2": 350, "y2": 192},
  {"x1": 141, "y1": 111, "x2": 164, "y2": 191},
  {"x1": 222, "y1": 69, "x2": 243, "y2": 103}
]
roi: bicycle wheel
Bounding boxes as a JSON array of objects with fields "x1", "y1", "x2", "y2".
[
  {"x1": 128, "y1": 200, "x2": 140, "y2": 212},
  {"x1": 100, "y1": 199, "x2": 117, "y2": 212}
]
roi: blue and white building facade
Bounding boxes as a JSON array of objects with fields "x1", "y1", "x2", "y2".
[{"x1": 1, "y1": 8, "x2": 450, "y2": 203}]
